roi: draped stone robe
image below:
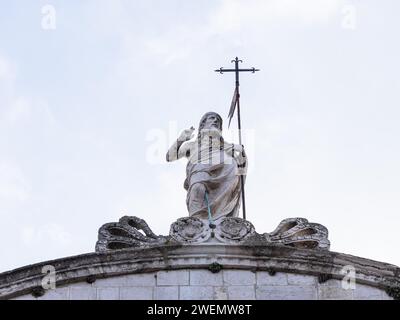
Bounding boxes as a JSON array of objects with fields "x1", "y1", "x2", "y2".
[{"x1": 183, "y1": 130, "x2": 246, "y2": 220}]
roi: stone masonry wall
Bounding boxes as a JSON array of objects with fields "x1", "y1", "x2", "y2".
[{"x1": 13, "y1": 269, "x2": 392, "y2": 300}]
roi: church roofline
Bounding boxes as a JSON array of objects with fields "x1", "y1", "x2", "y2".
[{"x1": 1, "y1": 243, "x2": 399, "y2": 300}]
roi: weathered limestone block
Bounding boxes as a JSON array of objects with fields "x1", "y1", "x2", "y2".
[
  {"x1": 256, "y1": 272, "x2": 288, "y2": 286},
  {"x1": 214, "y1": 286, "x2": 228, "y2": 300},
  {"x1": 190, "y1": 270, "x2": 223, "y2": 286},
  {"x1": 180, "y1": 286, "x2": 214, "y2": 300},
  {"x1": 256, "y1": 285, "x2": 317, "y2": 300},
  {"x1": 287, "y1": 274, "x2": 316, "y2": 286},
  {"x1": 97, "y1": 288, "x2": 120, "y2": 300},
  {"x1": 227, "y1": 285, "x2": 256, "y2": 300},
  {"x1": 353, "y1": 284, "x2": 387, "y2": 300},
  {"x1": 38, "y1": 287, "x2": 70, "y2": 300},
  {"x1": 223, "y1": 270, "x2": 256, "y2": 286},
  {"x1": 70, "y1": 287, "x2": 96, "y2": 300},
  {"x1": 318, "y1": 285, "x2": 353, "y2": 300},
  {"x1": 154, "y1": 286, "x2": 179, "y2": 300},
  {"x1": 94, "y1": 273, "x2": 156, "y2": 287},
  {"x1": 157, "y1": 270, "x2": 189, "y2": 286},
  {"x1": 120, "y1": 287, "x2": 153, "y2": 300}
]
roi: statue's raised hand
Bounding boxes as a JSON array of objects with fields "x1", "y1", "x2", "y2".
[{"x1": 178, "y1": 127, "x2": 195, "y2": 142}]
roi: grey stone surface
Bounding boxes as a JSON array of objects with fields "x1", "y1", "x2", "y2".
[
  {"x1": 190, "y1": 270, "x2": 223, "y2": 286},
  {"x1": 68, "y1": 282, "x2": 93, "y2": 289},
  {"x1": 318, "y1": 278, "x2": 342, "y2": 288},
  {"x1": 154, "y1": 286, "x2": 179, "y2": 300},
  {"x1": 227, "y1": 285, "x2": 256, "y2": 300},
  {"x1": 120, "y1": 287, "x2": 153, "y2": 300},
  {"x1": 214, "y1": 286, "x2": 228, "y2": 300},
  {"x1": 95, "y1": 273, "x2": 156, "y2": 287},
  {"x1": 353, "y1": 284, "x2": 384, "y2": 300},
  {"x1": 70, "y1": 287, "x2": 96, "y2": 300},
  {"x1": 256, "y1": 285, "x2": 317, "y2": 300},
  {"x1": 180, "y1": 286, "x2": 214, "y2": 300},
  {"x1": 157, "y1": 270, "x2": 189, "y2": 286},
  {"x1": 256, "y1": 272, "x2": 288, "y2": 286},
  {"x1": 2, "y1": 243, "x2": 398, "y2": 300},
  {"x1": 8, "y1": 269, "x2": 394, "y2": 300},
  {"x1": 318, "y1": 286, "x2": 353, "y2": 300},
  {"x1": 39, "y1": 287, "x2": 70, "y2": 300},
  {"x1": 223, "y1": 270, "x2": 256, "y2": 286},
  {"x1": 97, "y1": 288, "x2": 120, "y2": 300},
  {"x1": 287, "y1": 274, "x2": 316, "y2": 286}
]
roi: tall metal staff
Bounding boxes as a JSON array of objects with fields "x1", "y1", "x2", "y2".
[{"x1": 215, "y1": 57, "x2": 259, "y2": 220}]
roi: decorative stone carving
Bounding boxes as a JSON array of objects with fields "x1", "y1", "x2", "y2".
[
  {"x1": 31, "y1": 287, "x2": 45, "y2": 298},
  {"x1": 265, "y1": 218, "x2": 330, "y2": 250},
  {"x1": 96, "y1": 215, "x2": 330, "y2": 251},
  {"x1": 208, "y1": 262, "x2": 223, "y2": 273},
  {"x1": 169, "y1": 217, "x2": 211, "y2": 244},
  {"x1": 214, "y1": 217, "x2": 255, "y2": 244},
  {"x1": 96, "y1": 216, "x2": 167, "y2": 252}
]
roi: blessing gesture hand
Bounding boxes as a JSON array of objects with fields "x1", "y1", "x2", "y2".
[{"x1": 178, "y1": 126, "x2": 195, "y2": 141}]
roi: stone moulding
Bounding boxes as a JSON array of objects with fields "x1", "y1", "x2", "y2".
[
  {"x1": 0, "y1": 243, "x2": 399, "y2": 300},
  {"x1": 96, "y1": 216, "x2": 331, "y2": 251}
]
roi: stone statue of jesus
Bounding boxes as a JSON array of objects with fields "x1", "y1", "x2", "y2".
[{"x1": 166, "y1": 112, "x2": 247, "y2": 220}]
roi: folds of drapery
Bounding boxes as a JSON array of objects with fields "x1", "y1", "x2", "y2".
[{"x1": 184, "y1": 139, "x2": 246, "y2": 220}]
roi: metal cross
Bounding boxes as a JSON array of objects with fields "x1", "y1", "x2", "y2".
[{"x1": 215, "y1": 57, "x2": 259, "y2": 220}]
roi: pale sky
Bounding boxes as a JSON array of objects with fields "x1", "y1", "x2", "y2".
[{"x1": 1, "y1": 0, "x2": 399, "y2": 272}]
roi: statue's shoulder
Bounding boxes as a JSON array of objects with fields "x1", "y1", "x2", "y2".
[
  {"x1": 183, "y1": 140, "x2": 195, "y2": 150},
  {"x1": 179, "y1": 141, "x2": 195, "y2": 158}
]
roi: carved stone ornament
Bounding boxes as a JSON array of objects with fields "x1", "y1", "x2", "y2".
[
  {"x1": 214, "y1": 217, "x2": 255, "y2": 244},
  {"x1": 96, "y1": 216, "x2": 330, "y2": 251},
  {"x1": 95, "y1": 216, "x2": 168, "y2": 252},
  {"x1": 169, "y1": 217, "x2": 211, "y2": 244},
  {"x1": 265, "y1": 218, "x2": 330, "y2": 250}
]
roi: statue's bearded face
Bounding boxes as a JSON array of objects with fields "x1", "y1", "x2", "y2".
[{"x1": 203, "y1": 114, "x2": 221, "y2": 130}]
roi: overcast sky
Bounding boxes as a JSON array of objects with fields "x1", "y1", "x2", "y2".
[{"x1": 1, "y1": 0, "x2": 399, "y2": 272}]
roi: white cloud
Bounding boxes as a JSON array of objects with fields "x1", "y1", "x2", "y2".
[
  {"x1": 0, "y1": 56, "x2": 16, "y2": 119},
  {"x1": 0, "y1": 162, "x2": 31, "y2": 202},
  {"x1": 0, "y1": 55, "x2": 16, "y2": 81},
  {"x1": 4, "y1": 96, "x2": 32, "y2": 124},
  {"x1": 0, "y1": 55, "x2": 55, "y2": 128},
  {"x1": 209, "y1": 0, "x2": 345, "y2": 32},
  {"x1": 0, "y1": 55, "x2": 28, "y2": 126},
  {"x1": 143, "y1": 0, "x2": 346, "y2": 64},
  {"x1": 20, "y1": 223, "x2": 73, "y2": 247}
]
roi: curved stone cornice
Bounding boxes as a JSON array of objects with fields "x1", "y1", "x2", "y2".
[{"x1": 0, "y1": 244, "x2": 399, "y2": 299}]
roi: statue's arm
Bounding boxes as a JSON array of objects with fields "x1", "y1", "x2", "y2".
[{"x1": 166, "y1": 127, "x2": 195, "y2": 162}]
